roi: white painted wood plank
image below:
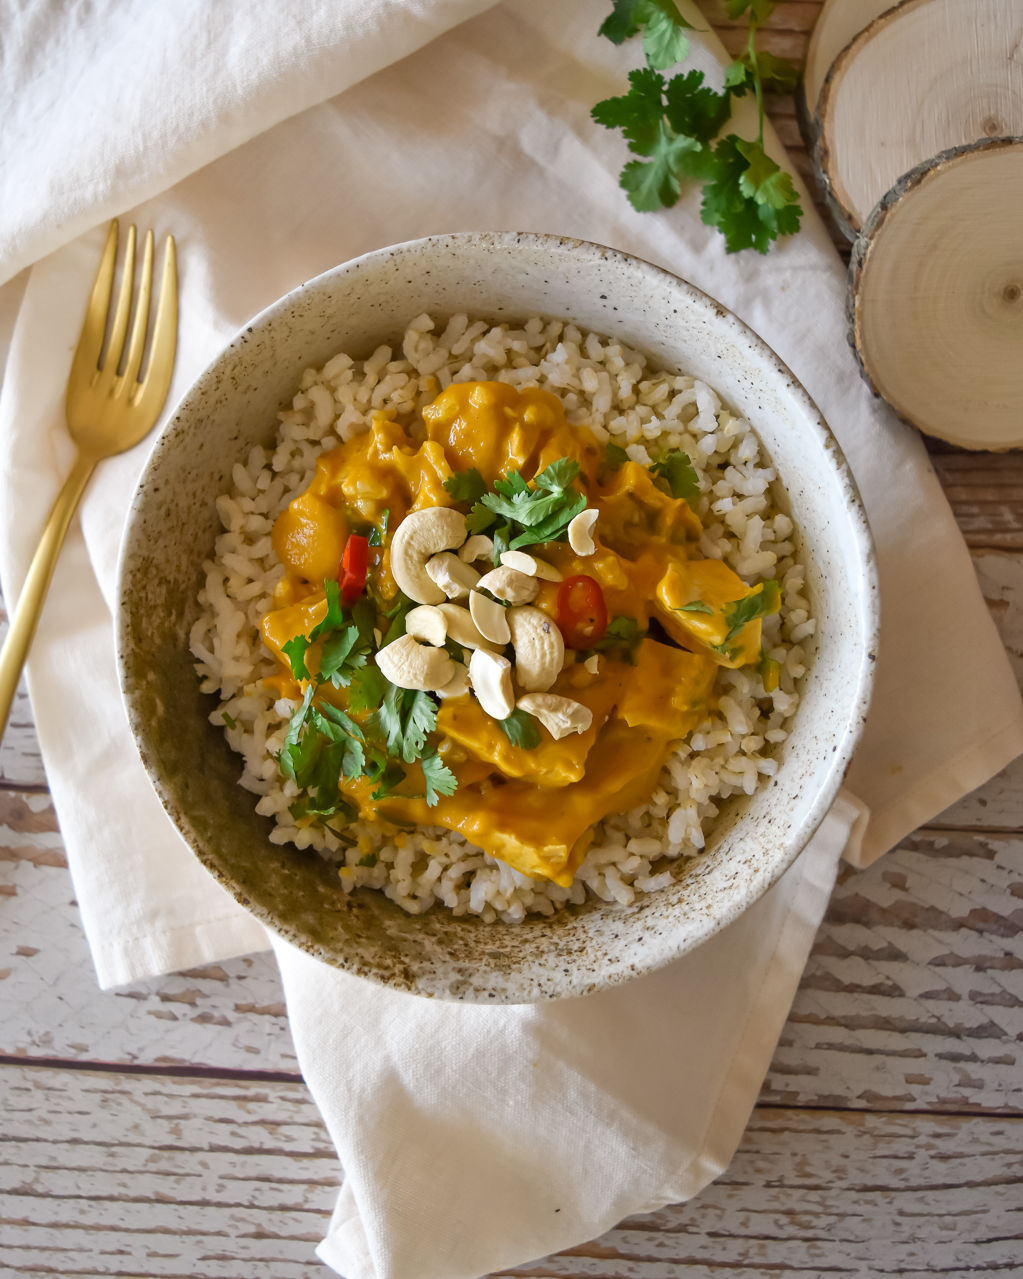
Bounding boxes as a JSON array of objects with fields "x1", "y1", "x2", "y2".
[
  {"x1": 0, "y1": 609, "x2": 46, "y2": 789},
  {"x1": 3, "y1": 796, "x2": 1022, "y2": 1111},
  {"x1": 1, "y1": 1066, "x2": 1021, "y2": 1279}
]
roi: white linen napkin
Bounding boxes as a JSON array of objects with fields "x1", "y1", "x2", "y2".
[{"x1": 2, "y1": 2, "x2": 1022, "y2": 1276}]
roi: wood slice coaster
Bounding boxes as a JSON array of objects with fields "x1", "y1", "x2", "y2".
[
  {"x1": 816, "y1": 0, "x2": 1023, "y2": 239},
  {"x1": 849, "y1": 138, "x2": 1023, "y2": 450},
  {"x1": 799, "y1": 0, "x2": 905, "y2": 130}
]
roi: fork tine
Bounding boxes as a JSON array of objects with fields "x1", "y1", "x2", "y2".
[
  {"x1": 133, "y1": 235, "x2": 178, "y2": 418},
  {"x1": 121, "y1": 230, "x2": 154, "y2": 387},
  {"x1": 68, "y1": 221, "x2": 119, "y2": 387},
  {"x1": 104, "y1": 222, "x2": 137, "y2": 374}
]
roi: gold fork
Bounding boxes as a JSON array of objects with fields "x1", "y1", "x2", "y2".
[{"x1": 0, "y1": 219, "x2": 178, "y2": 736}]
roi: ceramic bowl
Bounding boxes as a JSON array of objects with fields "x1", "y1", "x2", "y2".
[{"x1": 117, "y1": 232, "x2": 878, "y2": 1003}]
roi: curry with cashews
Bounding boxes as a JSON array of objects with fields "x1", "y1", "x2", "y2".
[{"x1": 261, "y1": 380, "x2": 779, "y2": 886}]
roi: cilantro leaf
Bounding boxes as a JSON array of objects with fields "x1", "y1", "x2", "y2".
[
  {"x1": 366, "y1": 684, "x2": 438, "y2": 765},
  {"x1": 381, "y1": 593, "x2": 415, "y2": 646},
  {"x1": 664, "y1": 70, "x2": 731, "y2": 144},
  {"x1": 490, "y1": 521, "x2": 512, "y2": 562},
  {"x1": 650, "y1": 449, "x2": 700, "y2": 501},
  {"x1": 281, "y1": 634, "x2": 311, "y2": 682},
  {"x1": 587, "y1": 615, "x2": 644, "y2": 663},
  {"x1": 348, "y1": 665, "x2": 389, "y2": 714},
  {"x1": 598, "y1": 0, "x2": 694, "y2": 70},
  {"x1": 636, "y1": 0, "x2": 694, "y2": 70},
  {"x1": 290, "y1": 792, "x2": 358, "y2": 824},
  {"x1": 619, "y1": 124, "x2": 703, "y2": 212},
  {"x1": 701, "y1": 135, "x2": 802, "y2": 254},
  {"x1": 421, "y1": 751, "x2": 458, "y2": 806},
  {"x1": 592, "y1": 68, "x2": 668, "y2": 157},
  {"x1": 370, "y1": 759, "x2": 407, "y2": 800},
  {"x1": 401, "y1": 690, "x2": 437, "y2": 764},
  {"x1": 466, "y1": 501, "x2": 498, "y2": 535},
  {"x1": 675, "y1": 600, "x2": 714, "y2": 614},
  {"x1": 443, "y1": 468, "x2": 488, "y2": 504},
  {"x1": 367, "y1": 682, "x2": 405, "y2": 758},
  {"x1": 308, "y1": 579, "x2": 346, "y2": 641},
  {"x1": 532, "y1": 458, "x2": 581, "y2": 492},
  {"x1": 500, "y1": 707, "x2": 542, "y2": 750},
  {"x1": 722, "y1": 579, "x2": 781, "y2": 642},
  {"x1": 356, "y1": 851, "x2": 379, "y2": 867},
  {"x1": 319, "y1": 624, "x2": 369, "y2": 687}
]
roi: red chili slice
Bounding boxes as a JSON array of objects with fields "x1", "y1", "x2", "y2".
[
  {"x1": 556, "y1": 574, "x2": 608, "y2": 648},
  {"x1": 339, "y1": 533, "x2": 369, "y2": 603}
]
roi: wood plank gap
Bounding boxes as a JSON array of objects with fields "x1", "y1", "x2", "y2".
[{"x1": 0, "y1": 1056, "x2": 302, "y2": 1084}]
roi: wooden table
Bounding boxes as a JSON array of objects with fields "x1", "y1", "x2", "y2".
[{"x1": 3, "y1": 4, "x2": 1022, "y2": 1275}]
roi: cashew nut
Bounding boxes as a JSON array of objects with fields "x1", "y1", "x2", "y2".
[
  {"x1": 583, "y1": 653, "x2": 601, "y2": 675},
  {"x1": 404, "y1": 604, "x2": 448, "y2": 647},
  {"x1": 389, "y1": 507, "x2": 467, "y2": 604},
  {"x1": 426, "y1": 552, "x2": 480, "y2": 600},
  {"x1": 375, "y1": 634, "x2": 456, "y2": 692},
  {"x1": 500, "y1": 549, "x2": 563, "y2": 581},
  {"x1": 459, "y1": 534, "x2": 494, "y2": 564},
  {"x1": 437, "y1": 602, "x2": 498, "y2": 651},
  {"x1": 468, "y1": 648, "x2": 515, "y2": 720},
  {"x1": 475, "y1": 566, "x2": 538, "y2": 604},
  {"x1": 508, "y1": 605, "x2": 565, "y2": 692},
  {"x1": 469, "y1": 589, "x2": 511, "y2": 646},
  {"x1": 568, "y1": 508, "x2": 599, "y2": 556},
  {"x1": 517, "y1": 693, "x2": 593, "y2": 740},
  {"x1": 436, "y1": 662, "x2": 470, "y2": 700}
]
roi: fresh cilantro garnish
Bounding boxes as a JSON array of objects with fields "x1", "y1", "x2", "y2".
[
  {"x1": 650, "y1": 449, "x2": 700, "y2": 501},
  {"x1": 290, "y1": 793, "x2": 358, "y2": 824},
  {"x1": 308, "y1": 579, "x2": 346, "y2": 640},
  {"x1": 444, "y1": 468, "x2": 488, "y2": 504},
  {"x1": 478, "y1": 458, "x2": 587, "y2": 551},
  {"x1": 421, "y1": 750, "x2": 458, "y2": 806},
  {"x1": 347, "y1": 665, "x2": 389, "y2": 714},
  {"x1": 499, "y1": 707, "x2": 542, "y2": 750},
  {"x1": 275, "y1": 579, "x2": 460, "y2": 825},
  {"x1": 367, "y1": 684, "x2": 438, "y2": 765},
  {"x1": 598, "y1": 0, "x2": 695, "y2": 71},
  {"x1": 220, "y1": 711, "x2": 237, "y2": 730},
  {"x1": 700, "y1": 135, "x2": 801, "y2": 254},
  {"x1": 380, "y1": 592, "x2": 415, "y2": 646},
  {"x1": 592, "y1": 0, "x2": 801, "y2": 252},
  {"x1": 281, "y1": 634, "x2": 311, "y2": 682},
  {"x1": 356, "y1": 851, "x2": 379, "y2": 868},
  {"x1": 675, "y1": 600, "x2": 714, "y2": 614},
  {"x1": 319, "y1": 624, "x2": 369, "y2": 687},
  {"x1": 721, "y1": 579, "x2": 781, "y2": 642},
  {"x1": 587, "y1": 615, "x2": 644, "y2": 663}
]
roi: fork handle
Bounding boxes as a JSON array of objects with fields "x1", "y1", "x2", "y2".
[{"x1": 0, "y1": 453, "x2": 97, "y2": 738}]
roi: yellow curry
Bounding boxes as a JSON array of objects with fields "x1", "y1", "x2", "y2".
[{"x1": 260, "y1": 381, "x2": 777, "y2": 886}]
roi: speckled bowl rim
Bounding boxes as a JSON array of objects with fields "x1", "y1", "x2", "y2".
[{"x1": 117, "y1": 231, "x2": 879, "y2": 1002}]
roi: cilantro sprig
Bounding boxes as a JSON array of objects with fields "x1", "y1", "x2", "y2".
[
  {"x1": 448, "y1": 458, "x2": 588, "y2": 558},
  {"x1": 276, "y1": 584, "x2": 460, "y2": 826},
  {"x1": 592, "y1": 0, "x2": 802, "y2": 252}
]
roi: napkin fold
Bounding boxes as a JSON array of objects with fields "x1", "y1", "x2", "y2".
[{"x1": 2, "y1": 2, "x2": 1022, "y2": 1277}]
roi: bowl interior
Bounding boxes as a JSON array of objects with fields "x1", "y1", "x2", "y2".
[{"x1": 117, "y1": 232, "x2": 877, "y2": 1002}]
